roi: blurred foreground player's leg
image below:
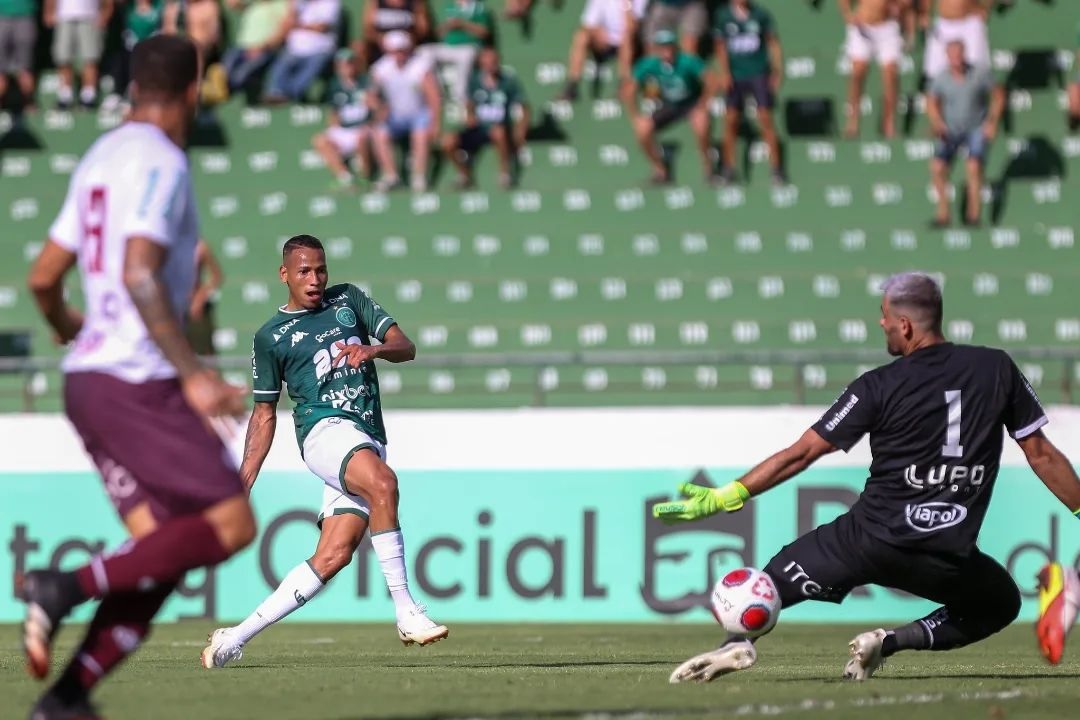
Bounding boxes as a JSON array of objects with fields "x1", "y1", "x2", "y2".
[{"x1": 22, "y1": 34, "x2": 255, "y2": 719}]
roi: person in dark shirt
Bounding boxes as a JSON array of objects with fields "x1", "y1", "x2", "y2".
[{"x1": 654, "y1": 271, "x2": 1080, "y2": 682}]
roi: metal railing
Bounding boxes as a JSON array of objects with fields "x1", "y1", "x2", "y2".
[{"x1": 1, "y1": 347, "x2": 1077, "y2": 411}]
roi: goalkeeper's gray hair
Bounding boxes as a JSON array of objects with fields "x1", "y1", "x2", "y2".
[{"x1": 881, "y1": 272, "x2": 943, "y2": 331}]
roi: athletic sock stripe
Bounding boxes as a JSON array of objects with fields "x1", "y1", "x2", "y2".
[
  {"x1": 918, "y1": 619, "x2": 935, "y2": 649},
  {"x1": 78, "y1": 652, "x2": 105, "y2": 678},
  {"x1": 91, "y1": 557, "x2": 109, "y2": 595}
]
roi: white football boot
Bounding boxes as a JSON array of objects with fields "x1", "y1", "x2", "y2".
[
  {"x1": 201, "y1": 627, "x2": 244, "y2": 669},
  {"x1": 669, "y1": 638, "x2": 757, "y2": 683},
  {"x1": 842, "y1": 628, "x2": 887, "y2": 680},
  {"x1": 397, "y1": 604, "x2": 449, "y2": 646}
]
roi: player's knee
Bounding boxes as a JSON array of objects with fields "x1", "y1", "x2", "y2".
[
  {"x1": 989, "y1": 581, "x2": 1022, "y2": 629},
  {"x1": 368, "y1": 466, "x2": 399, "y2": 506},
  {"x1": 231, "y1": 503, "x2": 258, "y2": 551}
]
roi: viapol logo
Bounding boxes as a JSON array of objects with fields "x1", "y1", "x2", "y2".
[{"x1": 904, "y1": 502, "x2": 968, "y2": 532}]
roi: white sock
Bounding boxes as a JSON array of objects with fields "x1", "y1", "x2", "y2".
[
  {"x1": 79, "y1": 86, "x2": 96, "y2": 104},
  {"x1": 371, "y1": 529, "x2": 417, "y2": 613},
  {"x1": 57, "y1": 85, "x2": 73, "y2": 103},
  {"x1": 233, "y1": 561, "x2": 325, "y2": 644}
]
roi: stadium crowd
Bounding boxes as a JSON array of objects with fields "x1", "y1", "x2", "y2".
[{"x1": 0, "y1": 1, "x2": 1073, "y2": 219}]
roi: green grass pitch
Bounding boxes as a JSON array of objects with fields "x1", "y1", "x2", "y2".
[{"x1": 2, "y1": 623, "x2": 1077, "y2": 719}]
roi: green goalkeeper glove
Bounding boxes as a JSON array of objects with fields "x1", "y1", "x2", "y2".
[{"x1": 651, "y1": 481, "x2": 751, "y2": 524}]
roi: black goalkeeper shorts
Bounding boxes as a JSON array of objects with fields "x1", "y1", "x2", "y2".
[{"x1": 763, "y1": 511, "x2": 1018, "y2": 612}]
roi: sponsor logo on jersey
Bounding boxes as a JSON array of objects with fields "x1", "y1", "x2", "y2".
[
  {"x1": 291, "y1": 331, "x2": 308, "y2": 347},
  {"x1": 316, "y1": 327, "x2": 342, "y2": 343},
  {"x1": 320, "y1": 383, "x2": 369, "y2": 411},
  {"x1": 273, "y1": 318, "x2": 302, "y2": 343},
  {"x1": 904, "y1": 502, "x2": 968, "y2": 532},
  {"x1": 903, "y1": 463, "x2": 986, "y2": 489},
  {"x1": 327, "y1": 291, "x2": 349, "y2": 303},
  {"x1": 336, "y1": 307, "x2": 357, "y2": 328},
  {"x1": 823, "y1": 393, "x2": 859, "y2": 431}
]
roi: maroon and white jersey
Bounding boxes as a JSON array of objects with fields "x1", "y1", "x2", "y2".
[{"x1": 49, "y1": 122, "x2": 199, "y2": 383}]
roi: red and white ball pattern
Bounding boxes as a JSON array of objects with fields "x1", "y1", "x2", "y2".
[{"x1": 710, "y1": 567, "x2": 781, "y2": 639}]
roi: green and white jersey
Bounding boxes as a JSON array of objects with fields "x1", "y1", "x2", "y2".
[
  {"x1": 714, "y1": 2, "x2": 775, "y2": 80},
  {"x1": 252, "y1": 283, "x2": 396, "y2": 449},
  {"x1": 329, "y1": 75, "x2": 372, "y2": 128},
  {"x1": 467, "y1": 67, "x2": 525, "y2": 127}
]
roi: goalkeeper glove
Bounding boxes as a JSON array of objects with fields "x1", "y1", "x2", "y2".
[{"x1": 651, "y1": 481, "x2": 751, "y2": 524}]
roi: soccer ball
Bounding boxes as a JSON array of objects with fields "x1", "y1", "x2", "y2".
[{"x1": 710, "y1": 567, "x2": 781, "y2": 639}]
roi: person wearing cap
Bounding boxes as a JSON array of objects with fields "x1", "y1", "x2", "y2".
[
  {"x1": 442, "y1": 45, "x2": 529, "y2": 190},
  {"x1": 312, "y1": 48, "x2": 376, "y2": 190},
  {"x1": 621, "y1": 29, "x2": 715, "y2": 185},
  {"x1": 713, "y1": 0, "x2": 785, "y2": 186},
  {"x1": 262, "y1": 0, "x2": 341, "y2": 103},
  {"x1": 370, "y1": 30, "x2": 443, "y2": 192}
]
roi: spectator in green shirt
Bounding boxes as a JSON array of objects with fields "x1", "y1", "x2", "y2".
[
  {"x1": 0, "y1": 0, "x2": 38, "y2": 110},
  {"x1": 621, "y1": 29, "x2": 715, "y2": 185},
  {"x1": 313, "y1": 48, "x2": 376, "y2": 189},
  {"x1": 713, "y1": 0, "x2": 785, "y2": 186},
  {"x1": 442, "y1": 46, "x2": 530, "y2": 190},
  {"x1": 220, "y1": 0, "x2": 289, "y2": 95},
  {"x1": 417, "y1": 0, "x2": 493, "y2": 104},
  {"x1": 100, "y1": 0, "x2": 163, "y2": 109}
]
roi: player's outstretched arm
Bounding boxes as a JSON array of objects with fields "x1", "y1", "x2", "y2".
[
  {"x1": 27, "y1": 240, "x2": 84, "y2": 344},
  {"x1": 653, "y1": 429, "x2": 837, "y2": 524},
  {"x1": 1017, "y1": 430, "x2": 1080, "y2": 517},
  {"x1": 240, "y1": 401, "x2": 277, "y2": 493}
]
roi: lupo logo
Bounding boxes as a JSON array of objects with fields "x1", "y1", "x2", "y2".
[{"x1": 904, "y1": 502, "x2": 967, "y2": 532}]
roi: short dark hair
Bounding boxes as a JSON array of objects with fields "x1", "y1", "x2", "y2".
[
  {"x1": 131, "y1": 35, "x2": 199, "y2": 100},
  {"x1": 282, "y1": 234, "x2": 325, "y2": 259}
]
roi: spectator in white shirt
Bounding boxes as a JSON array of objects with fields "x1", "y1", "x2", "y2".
[
  {"x1": 45, "y1": 0, "x2": 112, "y2": 108},
  {"x1": 263, "y1": 0, "x2": 340, "y2": 103},
  {"x1": 370, "y1": 31, "x2": 442, "y2": 193},
  {"x1": 559, "y1": 0, "x2": 648, "y2": 101}
]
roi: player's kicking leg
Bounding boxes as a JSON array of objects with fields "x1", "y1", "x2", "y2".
[
  {"x1": 203, "y1": 510, "x2": 367, "y2": 668},
  {"x1": 1036, "y1": 562, "x2": 1080, "y2": 665}
]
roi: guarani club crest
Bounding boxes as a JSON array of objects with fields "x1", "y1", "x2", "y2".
[{"x1": 335, "y1": 306, "x2": 357, "y2": 328}]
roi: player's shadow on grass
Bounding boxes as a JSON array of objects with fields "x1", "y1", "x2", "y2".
[{"x1": 382, "y1": 660, "x2": 670, "y2": 669}]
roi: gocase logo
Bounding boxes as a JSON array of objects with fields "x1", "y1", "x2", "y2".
[{"x1": 904, "y1": 502, "x2": 967, "y2": 533}]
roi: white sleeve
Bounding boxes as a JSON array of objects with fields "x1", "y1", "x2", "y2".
[
  {"x1": 581, "y1": 0, "x2": 603, "y2": 27},
  {"x1": 121, "y1": 154, "x2": 188, "y2": 247},
  {"x1": 48, "y1": 178, "x2": 82, "y2": 252},
  {"x1": 305, "y1": 0, "x2": 340, "y2": 26},
  {"x1": 631, "y1": 0, "x2": 648, "y2": 20}
]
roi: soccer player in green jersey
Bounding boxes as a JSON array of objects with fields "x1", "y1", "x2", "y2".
[
  {"x1": 201, "y1": 234, "x2": 448, "y2": 668},
  {"x1": 622, "y1": 29, "x2": 716, "y2": 185}
]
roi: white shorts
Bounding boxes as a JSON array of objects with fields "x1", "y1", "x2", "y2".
[
  {"x1": 582, "y1": 0, "x2": 647, "y2": 47},
  {"x1": 924, "y1": 14, "x2": 990, "y2": 79},
  {"x1": 845, "y1": 20, "x2": 902, "y2": 66},
  {"x1": 326, "y1": 125, "x2": 369, "y2": 156},
  {"x1": 302, "y1": 417, "x2": 386, "y2": 525}
]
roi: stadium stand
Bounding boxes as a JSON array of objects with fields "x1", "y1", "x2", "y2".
[{"x1": 0, "y1": 0, "x2": 1077, "y2": 411}]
